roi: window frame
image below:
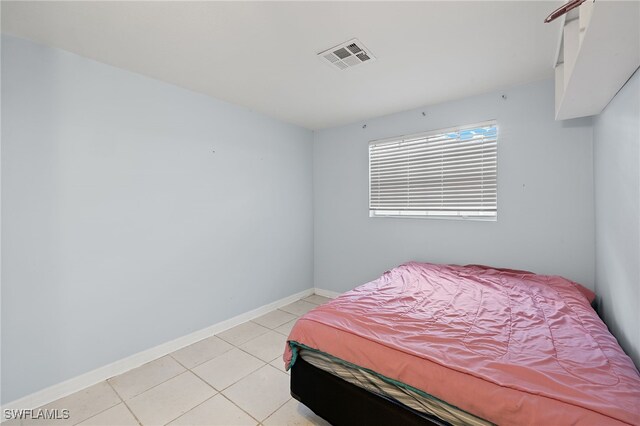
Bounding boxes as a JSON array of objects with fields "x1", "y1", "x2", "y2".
[{"x1": 368, "y1": 120, "x2": 498, "y2": 221}]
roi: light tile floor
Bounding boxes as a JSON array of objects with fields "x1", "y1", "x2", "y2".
[{"x1": 6, "y1": 295, "x2": 333, "y2": 426}]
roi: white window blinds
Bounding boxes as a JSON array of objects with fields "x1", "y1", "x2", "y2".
[{"x1": 369, "y1": 121, "x2": 497, "y2": 219}]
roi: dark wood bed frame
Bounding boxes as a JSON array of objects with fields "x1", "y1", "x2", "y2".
[{"x1": 290, "y1": 356, "x2": 447, "y2": 426}]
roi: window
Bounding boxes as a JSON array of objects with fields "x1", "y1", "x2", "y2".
[{"x1": 369, "y1": 121, "x2": 497, "y2": 220}]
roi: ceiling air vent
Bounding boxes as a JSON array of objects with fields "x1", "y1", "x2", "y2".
[{"x1": 318, "y1": 39, "x2": 376, "y2": 70}]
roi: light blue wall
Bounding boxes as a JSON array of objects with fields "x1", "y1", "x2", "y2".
[
  {"x1": 593, "y1": 68, "x2": 640, "y2": 369},
  {"x1": 314, "y1": 80, "x2": 595, "y2": 293},
  {"x1": 1, "y1": 35, "x2": 314, "y2": 403}
]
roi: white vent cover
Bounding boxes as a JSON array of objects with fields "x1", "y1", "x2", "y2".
[{"x1": 318, "y1": 39, "x2": 376, "y2": 70}]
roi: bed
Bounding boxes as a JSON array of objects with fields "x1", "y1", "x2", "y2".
[{"x1": 283, "y1": 262, "x2": 640, "y2": 425}]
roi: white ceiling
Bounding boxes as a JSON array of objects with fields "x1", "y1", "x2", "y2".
[{"x1": 1, "y1": 1, "x2": 562, "y2": 130}]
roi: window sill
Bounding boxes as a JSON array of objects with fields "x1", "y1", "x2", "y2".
[{"x1": 369, "y1": 213, "x2": 497, "y2": 222}]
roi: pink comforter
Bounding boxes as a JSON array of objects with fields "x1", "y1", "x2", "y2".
[{"x1": 284, "y1": 262, "x2": 640, "y2": 425}]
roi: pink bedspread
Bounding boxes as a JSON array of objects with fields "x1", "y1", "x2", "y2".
[{"x1": 284, "y1": 262, "x2": 640, "y2": 425}]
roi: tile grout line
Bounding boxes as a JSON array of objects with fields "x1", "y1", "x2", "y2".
[
  {"x1": 157, "y1": 355, "x2": 223, "y2": 426},
  {"x1": 249, "y1": 318, "x2": 296, "y2": 331},
  {"x1": 167, "y1": 353, "x2": 191, "y2": 372},
  {"x1": 215, "y1": 362, "x2": 292, "y2": 424},
  {"x1": 173, "y1": 343, "x2": 270, "y2": 425},
  {"x1": 216, "y1": 326, "x2": 271, "y2": 347},
  {"x1": 69, "y1": 400, "x2": 120, "y2": 426},
  {"x1": 118, "y1": 345, "x2": 266, "y2": 426},
  {"x1": 105, "y1": 380, "x2": 143, "y2": 426},
  {"x1": 182, "y1": 366, "x2": 262, "y2": 425},
  {"x1": 172, "y1": 326, "x2": 286, "y2": 425},
  {"x1": 109, "y1": 357, "x2": 192, "y2": 404},
  {"x1": 187, "y1": 356, "x2": 263, "y2": 395},
  {"x1": 160, "y1": 393, "x2": 218, "y2": 426},
  {"x1": 109, "y1": 368, "x2": 213, "y2": 426},
  {"x1": 232, "y1": 340, "x2": 287, "y2": 368},
  {"x1": 211, "y1": 363, "x2": 290, "y2": 425},
  {"x1": 190, "y1": 327, "x2": 294, "y2": 424},
  {"x1": 69, "y1": 381, "x2": 136, "y2": 426},
  {"x1": 168, "y1": 315, "x2": 291, "y2": 388},
  {"x1": 250, "y1": 319, "x2": 300, "y2": 336},
  {"x1": 120, "y1": 399, "x2": 144, "y2": 426},
  {"x1": 261, "y1": 396, "x2": 294, "y2": 424},
  {"x1": 218, "y1": 392, "x2": 262, "y2": 425},
  {"x1": 220, "y1": 301, "x2": 318, "y2": 422},
  {"x1": 100, "y1": 348, "x2": 231, "y2": 426}
]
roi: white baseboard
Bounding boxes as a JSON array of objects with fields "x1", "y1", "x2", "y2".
[
  {"x1": 2, "y1": 287, "x2": 314, "y2": 412},
  {"x1": 313, "y1": 287, "x2": 342, "y2": 299}
]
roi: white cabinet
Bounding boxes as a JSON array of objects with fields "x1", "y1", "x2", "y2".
[{"x1": 553, "y1": 0, "x2": 639, "y2": 120}]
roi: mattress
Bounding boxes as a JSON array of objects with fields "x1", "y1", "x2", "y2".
[
  {"x1": 299, "y1": 348, "x2": 490, "y2": 426},
  {"x1": 284, "y1": 262, "x2": 640, "y2": 425}
]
